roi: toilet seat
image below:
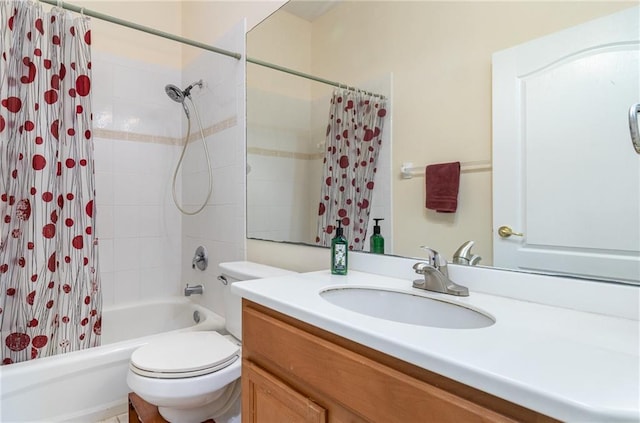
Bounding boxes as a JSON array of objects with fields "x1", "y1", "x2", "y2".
[{"x1": 130, "y1": 332, "x2": 240, "y2": 379}]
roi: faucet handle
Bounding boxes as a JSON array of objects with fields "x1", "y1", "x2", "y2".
[
  {"x1": 453, "y1": 241, "x2": 482, "y2": 266},
  {"x1": 412, "y1": 261, "x2": 434, "y2": 275},
  {"x1": 419, "y1": 246, "x2": 448, "y2": 268},
  {"x1": 419, "y1": 246, "x2": 438, "y2": 266},
  {"x1": 192, "y1": 246, "x2": 208, "y2": 271},
  {"x1": 468, "y1": 255, "x2": 482, "y2": 266}
]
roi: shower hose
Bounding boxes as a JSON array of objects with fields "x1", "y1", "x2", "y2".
[{"x1": 171, "y1": 96, "x2": 213, "y2": 215}]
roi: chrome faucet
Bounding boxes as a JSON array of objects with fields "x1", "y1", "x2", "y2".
[
  {"x1": 413, "y1": 247, "x2": 469, "y2": 296},
  {"x1": 452, "y1": 241, "x2": 482, "y2": 266},
  {"x1": 192, "y1": 246, "x2": 208, "y2": 271},
  {"x1": 184, "y1": 284, "x2": 204, "y2": 296}
]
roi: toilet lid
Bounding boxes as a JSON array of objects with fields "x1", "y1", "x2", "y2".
[{"x1": 130, "y1": 332, "x2": 239, "y2": 378}]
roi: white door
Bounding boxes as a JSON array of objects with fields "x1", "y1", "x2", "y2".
[{"x1": 492, "y1": 6, "x2": 640, "y2": 283}]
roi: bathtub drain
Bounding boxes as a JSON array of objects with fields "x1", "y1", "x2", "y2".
[{"x1": 193, "y1": 310, "x2": 201, "y2": 324}]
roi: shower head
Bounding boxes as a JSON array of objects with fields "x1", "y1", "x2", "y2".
[
  {"x1": 165, "y1": 80, "x2": 203, "y2": 118},
  {"x1": 165, "y1": 84, "x2": 185, "y2": 103},
  {"x1": 164, "y1": 80, "x2": 203, "y2": 103}
]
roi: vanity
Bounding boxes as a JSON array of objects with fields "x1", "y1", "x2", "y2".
[{"x1": 232, "y1": 255, "x2": 640, "y2": 423}]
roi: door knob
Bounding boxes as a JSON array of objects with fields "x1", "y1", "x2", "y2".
[{"x1": 498, "y1": 226, "x2": 523, "y2": 238}]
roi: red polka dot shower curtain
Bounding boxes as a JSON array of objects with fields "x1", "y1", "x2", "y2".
[
  {"x1": 0, "y1": 1, "x2": 101, "y2": 364},
  {"x1": 316, "y1": 89, "x2": 387, "y2": 250}
]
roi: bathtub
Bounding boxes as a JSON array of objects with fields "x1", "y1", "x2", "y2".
[{"x1": 0, "y1": 298, "x2": 225, "y2": 423}]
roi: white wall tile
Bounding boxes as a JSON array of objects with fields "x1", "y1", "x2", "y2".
[
  {"x1": 140, "y1": 267, "x2": 170, "y2": 299},
  {"x1": 93, "y1": 138, "x2": 114, "y2": 173},
  {"x1": 137, "y1": 172, "x2": 168, "y2": 206},
  {"x1": 182, "y1": 170, "x2": 212, "y2": 207},
  {"x1": 113, "y1": 172, "x2": 143, "y2": 206},
  {"x1": 137, "y1": 206, "x2": 163, "y2": 237},
  {"x1": 99, "y1": 239, "x2": 114, "y2": 274},
  {"x1": 96, "y1": 205, "x2": 114, "y2": 240},
  {"x1": 113, "y1": 269, "x2": 141, "y2": 305},
  {"x1": 91, "y1": 56, "x2": 115, "y2": 126},
  {"x1": 95, "y1": 171, "x2": 114, "y2": 207},
  {"x1": 113, "y1": 206, "x2": 140, "y2": 239},
  {"x1": 99, "y1": 271, "x2": 115, "y2": 308},
  {"x1": 113, "y1": 238, "x2": 141, "y2": 272},
  {"x1": 138, "y1": 237, "x2": 165, "y2": 269}
]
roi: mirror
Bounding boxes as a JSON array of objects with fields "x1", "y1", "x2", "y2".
[{"x1": 246, "y1": 1, "x2": 639, "y2": 284}]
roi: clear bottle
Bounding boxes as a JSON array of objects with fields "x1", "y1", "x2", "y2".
[
  {"x1": 331, "y1": 220, "x2": 348, "y2": 275},
  {"x1": 370, "y1": 218, "x2": 385, "y2": 254}
]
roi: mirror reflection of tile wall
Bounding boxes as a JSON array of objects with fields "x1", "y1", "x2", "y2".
[{"x1": 247, "y1": 74, "x2": 393, "y2": 253}]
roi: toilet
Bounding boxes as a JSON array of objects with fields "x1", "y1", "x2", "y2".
[{"x1": 126, "y1": 261, "x2": 296, "y2": 423}]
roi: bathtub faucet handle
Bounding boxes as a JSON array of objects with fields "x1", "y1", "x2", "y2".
[
  {"x1": 184, "y1": 284, "x2": 204, "y2": 296},
  {"x1": 192, "y1": 246, "x2": 208, "y2": 271}
]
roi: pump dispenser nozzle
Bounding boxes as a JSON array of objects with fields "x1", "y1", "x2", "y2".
[
  {"x1": 373, "y1": 218, "x2": 384, "y2": 235},
  {"x1": 335, "y1": 219, "x2": 344, "y2": 237}
]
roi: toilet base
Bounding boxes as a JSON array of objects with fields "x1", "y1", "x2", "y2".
[
  {"x1": 156, "y1": 380, "x2": 241, "y2": 423},
  {"x1": 128, "y1": 392, "x2": 216, "y2": 423}
]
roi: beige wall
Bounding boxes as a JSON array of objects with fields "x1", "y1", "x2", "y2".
[
  {"x1": 182, "y1": 0, "x2": 287, "y2": 64},
  {"x1": 68, "y1": 1, "x2": 286, "y2": 66},
  {"x1": 247, "y1": 1, "x2": 635, "y2": 271},
  {"x1": 248, "y1": 239, "x2": 329, "y2": 272},
  {"x1": 70, "y1": 1, "x2": 183, "y2": 66},
  {"x1": 247, "y1": 9, "x2": 313, "y2": 100}
]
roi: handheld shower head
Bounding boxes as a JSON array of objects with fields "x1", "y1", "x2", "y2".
[
  {"x1": 165, "y1": 80, "x2": 203, "y2": 103},
  {"x1": 165, "y1": 84, "x2": 185, "y2": 103},
  {"x1": 164, "y1": 81, "x2": 204, "y2": 118}
]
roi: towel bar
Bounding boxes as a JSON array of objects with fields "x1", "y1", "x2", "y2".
[{"x1": 400, "y1": 161, "x2": 492, "y2": 179}]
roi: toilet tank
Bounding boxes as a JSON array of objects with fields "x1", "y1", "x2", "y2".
[{"x1": 219, "y1": 261, "x2": 297, "y2": 340}]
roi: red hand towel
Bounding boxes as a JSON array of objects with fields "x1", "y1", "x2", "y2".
[{"x1": 425, "y1": 162, "x2": 461, "y2": 213}]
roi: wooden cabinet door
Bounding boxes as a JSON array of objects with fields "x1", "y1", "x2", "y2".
[{"x1": 242, "y1": 360, "x2": 327, "y2": 423}]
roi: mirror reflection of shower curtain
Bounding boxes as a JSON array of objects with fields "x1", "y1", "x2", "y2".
[
  {"x1": 316, "y1": 89, "x2": 387, "y2": 250},
  {"x1": 0, "y1": 1, "x2": 101, "y2": 364}
]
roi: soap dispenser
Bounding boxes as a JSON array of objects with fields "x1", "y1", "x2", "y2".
[
  {"x1": 370, "y1": 218, "x2": 385, "y2": 254},
  {"x1": 331, "y1": 220, "x2": 348, "y2": 275}
]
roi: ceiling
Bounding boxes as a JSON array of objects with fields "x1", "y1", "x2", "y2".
[{"x1": 281, "y1": 0, "x2": 342, "y2": 22}]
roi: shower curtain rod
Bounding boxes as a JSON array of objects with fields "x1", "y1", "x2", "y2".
[
  {"x1": 38, "y1": 0, "x2": 242, "y2": 60},
  {"x1": 246, "y1": 57, "x2": 386, "y2": 99},
  {"x1": 41, "y1": 0, "x2": 384, "y2": 99}
]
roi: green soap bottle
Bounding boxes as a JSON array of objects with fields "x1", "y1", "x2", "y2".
[
  {"x1": 370, "y1": 218, "x2": 385, "y2": 254},
  {"x1": 331, "y1": 220, "x2": 348, "y2": 275}
]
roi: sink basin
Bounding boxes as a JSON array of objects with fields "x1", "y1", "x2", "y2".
[{"x1": 320, "y1": 287, "x2": 494, "y2": 329}]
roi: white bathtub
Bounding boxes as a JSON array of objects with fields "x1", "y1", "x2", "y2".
[{"x1": 0, "y1": 298, "x2": 225, "y2": 423}]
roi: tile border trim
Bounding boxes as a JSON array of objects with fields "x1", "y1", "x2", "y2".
[
  {"x1": 247, "y1": 147, "x2": 323, "y2": 161},
  {"x1": 94, "y1": 116, "x2": 237, "y2": 145}
]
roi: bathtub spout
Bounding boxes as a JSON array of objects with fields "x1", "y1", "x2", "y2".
[{"x1": 184, "y1": 284, "x2": 204, "y2": 296}]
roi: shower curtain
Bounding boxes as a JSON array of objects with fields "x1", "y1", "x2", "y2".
[
  {"x1": 0, "y1": 0, "x2": 101, "y2": 364},
  {"x1": 316, "y1": 88, "x2": 387, "y2": 250}
]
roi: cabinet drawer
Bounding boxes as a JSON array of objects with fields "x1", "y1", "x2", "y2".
[{"x1": 243, "y1": 305, "x2": 518, "y2": 423}]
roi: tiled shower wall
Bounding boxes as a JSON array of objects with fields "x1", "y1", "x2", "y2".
[
  {"x1": 180, "y1": 21, "x2": 247, "y2": 316},
  {"x1": 247, "y1": 88, "x2": 323, "y2": 243},
  {"x1": 93, "y1": 23, "x2": 246, "y2": 312},
  {"x1": 93, "y1": 51, "x2": 183, "y2": 307}
]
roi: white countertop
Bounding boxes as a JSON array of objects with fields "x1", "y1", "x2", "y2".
[{"x1": 232, "y1": 270, "x2": 640, "y2": 423}]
